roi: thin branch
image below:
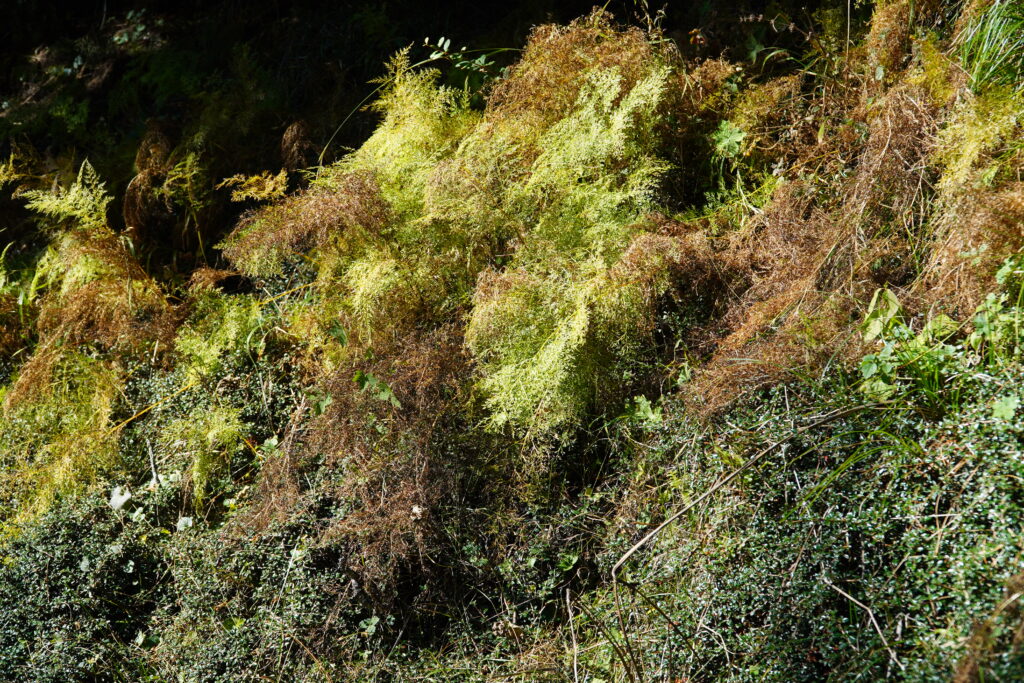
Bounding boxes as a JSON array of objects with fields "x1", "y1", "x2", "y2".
[
  {"x1": 822, "y1": 576, "x2": 903, "y2": 671},
  {"x1": 566, "y1": 589, "x2": 580, "y2": 683},
  {"x1": 612, "y1": 404, "x2": 880, "y2": 578}
]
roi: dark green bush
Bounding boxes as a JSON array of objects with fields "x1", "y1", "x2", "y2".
[{"x1": 0, "y1": 496, "x2": 164, "y2": 681}]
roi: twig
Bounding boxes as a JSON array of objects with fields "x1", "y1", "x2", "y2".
[
  {"x1": 845, "y1": 0, "x2": 851, "y2": 78},
  {"x1": 566, "y1": 589, "x2": 580, "y2": 683},
  {"x1": 106, "y1": 379, "x2": 201, "y2": 436},
  {"x1": 612, "y1": 404, "x2": 878, "y2": 578},
  {"x1": 259, "y1": 281, "x2": 314, "y2": 308},
  {"x1": 265, "y1": 611, "x2": 334, "y2": 682},
  {"x1": 822, "y1": 576, "x2": 903, "y2": 671},
  {"x1": 613, "y1": 576, "x2": 644, "y2": 679},
  {"x1": 576, "y1": 599, "x2": 636, "y2": 683},
  {"x1": 146, "y1": 438, "x2": 160, "y2": 487},
  {"x1": 627, "y1": 585, "x2": 696, "y2": 660}
]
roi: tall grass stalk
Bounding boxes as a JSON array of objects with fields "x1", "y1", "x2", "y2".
[{"x1": 956, "y1": 0, "x2": 1024, "y2": 92}]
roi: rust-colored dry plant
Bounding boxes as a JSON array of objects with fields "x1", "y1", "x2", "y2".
[
  {"x1": 241, "y1": 325, "x2": 483, "y2": 610},
  {"x1": 220, "y1": 170, "x2": 391, "y2": 277},
  {"x1": 917, "y1": 182, "x2": 1024, "y2": 316},
  {"x1": 671, "y1": 1, "x2": 981, "y2": 417},
  {"x1": 486, "y1": 10, "x2": 662, "y2": 129}
]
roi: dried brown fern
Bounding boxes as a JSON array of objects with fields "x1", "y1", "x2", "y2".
[
  {"x1": 242, "y1": 325, "x2": 477, "y2": 609},
  {"x1": 682, "y1": 70, "x2": 944, "y2": 414},
  {"x1": 221, "y1": 170, "x2": 391, "y2": 276},
  {"x1": 917, "y1": 182, "x2": 1024, "y2": 317},
  {"x1": 485, "y1": 10, "x2": 661, "y2": 130},
  {"x1": 280, "y1": 120, "x2": 316, "y2": 171}
]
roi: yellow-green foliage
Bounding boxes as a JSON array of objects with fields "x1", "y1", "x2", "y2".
[
  {"x1": 21, "y1": 161, "x2": 111, "y2": 234},
  {"x1": 464, "y1": 65, "x2": 674, "y2": 436},
  {"x1": 175, "y1": 290, "x2": 264, "y2": 380},
  {"x1": 19, "y1": 159, "x2": 140, "y2": 300},
  {"x1": 0, "y1": 154, "x2": 20, "y2": 188},
  {"x1": 344, "y1": 254, "x2": 438, "y2": 342},
  {"x1": 34, "y1": 237, "x2": 112, "y2": 298},
  {"x1": 348, "y1": 50, "x2": 479, "y2": 218},
  {"x1": 0, "y1": 352, "x2": 120, "y2": 525},
  {"x1": 934, "y1": 87, "x2": 1022, "y2": 190},
  {"x1": 33, "y1": 232, "x2": 160, "y2": 305},
  {"x1": 509, "y1": 67, "x2": 669, "y2": 259},
  {"x1": 315, "y1": 54, "x2": 482, "y2": 338},
  {"x1": 223, "y1": 15, "x2": 693, "y2": 437},
  {"x1": 283, "y1": 293, "x2": 348, "y2": 376},
  {"x1": 908, "y1": 35, "x2": 960, "y2": 107},
  {"x1": 467, "y1": 259, "x2": 668, "y2": 435},
  {"x1": 159, "y1": 406, "x2": 245, "y2": 510},
  {"x1": 19, "y1": 161, "x2": 169, "y2": 351},
  {"x1": 161, "y1": 148, "x2": 212, "y2": 217},
  {"x1": 217, "y1": 170, "x2": 288, "y2": 203}
]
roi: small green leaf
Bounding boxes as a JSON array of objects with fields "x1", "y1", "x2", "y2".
[
  {"x1": 992, "y1": 395, "x2": 1019, "y2": 420},
  {"x1": 221, "y1": 616, "x2": 245, "y2": 631},
  {"x1": 558, "y1": 552, "x2": 580, "y2": 571},
  {"x1": 863, "y1": 289, "x2": 902, "y2": 341},
  {"x1": 712, "y1": 120, "x2": 745, "y2": 158},
  {"x1": 358, "y1": 615, "x2": 380, "y2": 636},
  {"x1": 316, "y1": 393, "x2": 334, "y2": 415},
  {"x1": 328, "y1": 321, "x2": 348, "y2": 345},
  {"x1": 354, "y1": 371, "x2": 401, "y2": 409}
]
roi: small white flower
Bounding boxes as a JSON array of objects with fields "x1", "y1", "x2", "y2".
[{"x1": 108, "y1": 486, "x2": 131, "y2": 511}]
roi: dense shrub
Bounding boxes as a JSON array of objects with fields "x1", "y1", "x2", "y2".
[
  {"x1": 0, "y1": 496, "x2": 163, "y2": 681},
  {"x1": 149, "y1": 519, "x2": 366, "y2": 682}
]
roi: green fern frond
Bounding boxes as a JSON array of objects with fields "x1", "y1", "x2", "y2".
[
  {"x1": 175, "y1": 290, "x2": 265, "y2": 380},
  {"x1": 160, "y1": 406, "x2": 246, "y2": 511},
  {"x1": 0, "y1": 155, "x2": 20, "y2": 189},
  {"x1": 21, "y1": 160, "x2": 112, "y2": 233}
]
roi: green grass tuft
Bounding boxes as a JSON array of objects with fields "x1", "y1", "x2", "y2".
[{"x1": 957, "y1": 0, "x2": 1024, "y2": 93}]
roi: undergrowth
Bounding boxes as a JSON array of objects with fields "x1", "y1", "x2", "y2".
[{"x1": 3, "y1": 2, "x2": 1024, "y2": 680}]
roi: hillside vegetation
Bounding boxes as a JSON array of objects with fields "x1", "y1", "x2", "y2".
[{"x1": 2, "y1": 1, "x2": 1024, "y2": 680}]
